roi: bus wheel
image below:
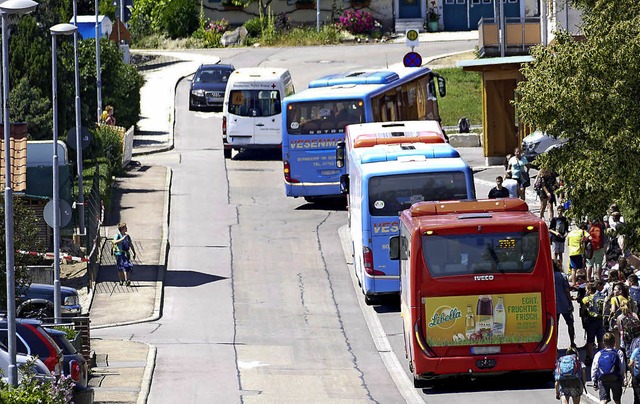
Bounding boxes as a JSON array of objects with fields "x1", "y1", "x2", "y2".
[
  {"x1": 364, "y1": 293, "x2": 377, "y2": 306},
  {"x1": 413, "y1": 377, "x2": 428, "y2": 389},
  {"x1": 304, "y1": 197, "x2": 317, "y2": 203},
  {"x1": 224, "y1": 148, "x2": 232, "y2": 159}
]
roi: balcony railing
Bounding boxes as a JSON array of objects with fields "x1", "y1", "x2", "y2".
[{"x1": 478, "y1": 17, "x2": 541, "y2": 57}]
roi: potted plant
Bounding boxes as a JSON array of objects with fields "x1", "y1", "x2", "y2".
[{"x1": 426, "y1": 1, "x2": 440, "y2": 32}]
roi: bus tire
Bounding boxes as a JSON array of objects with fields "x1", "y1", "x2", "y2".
[
  {"x1": 413, "y1": 377, "x2": 428, "y2": 389},
  {"x1": 364, "y1": 293, "x2": 376, "y2": 305},
  {"x1": 224, "y1": 148, "x2": 232, "y2": 159}
]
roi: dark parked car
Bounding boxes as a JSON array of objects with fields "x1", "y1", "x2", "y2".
[
  {"x1": 45, "y1": 328, "x2": 94, "y2": 404},
  {"x1": 0, "y1": 318, "x2": 63, "y2": 376},
  {"x1": 189, "y1": 64, "x2": 235, "y2": 111},
  {"x1": 16, "y1": 283, "x2": 82, "y2": 319}
]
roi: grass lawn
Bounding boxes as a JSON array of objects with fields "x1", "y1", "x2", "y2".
[{"x1": 433, "y1": 67, "x2": 482, "y2": 128}]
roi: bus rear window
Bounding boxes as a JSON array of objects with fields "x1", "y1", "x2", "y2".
[
  {"x1": 368, "y1": 172, "x2": 468, "y2": 216},
  {"x1": 286, "y1": 99, "x2": 365, "y2": 135},
  {"x1": 422, "y1": 232, "x2": 539, "y2": 277},
  {"x1": 228, "y1": 90, "x2": 281, "y2": 117}
]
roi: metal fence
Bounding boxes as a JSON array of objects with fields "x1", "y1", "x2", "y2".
[{"x1": 85, "y1": 166, "x2": 103, "y2": 291}]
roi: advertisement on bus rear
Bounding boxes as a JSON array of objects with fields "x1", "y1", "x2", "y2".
[{"x1": 423, "y1": 292, "x2": 543, "y2": 346}]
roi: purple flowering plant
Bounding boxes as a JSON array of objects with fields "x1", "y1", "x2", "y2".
[
  {"x1": 337, "y1": 9, "x2": 375, "y2": 34},
  {"x1": 206, "y1": 18, "x2": 230, "y2": 33}
]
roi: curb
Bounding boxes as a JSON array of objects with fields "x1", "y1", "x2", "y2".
[
  {"x1": 136, "y1": 343, "x2": 157, "y2": 404},
  {"x1": 91, "y1": 166, "x2": 172, "y2": 330}
]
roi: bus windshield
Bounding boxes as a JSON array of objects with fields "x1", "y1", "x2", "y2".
[
  {"x1": 422, "y1": 231, "x2": 540, "y2": 277},
  {"x1": 286, "y1": 99, "x2": 365, "y2": 135},
  {"x1": 368, "y1": 172, "x2": 469, "y2": 216},
  {"x1": 228, "y1": 89, "x2": 281, "y2": 118}
]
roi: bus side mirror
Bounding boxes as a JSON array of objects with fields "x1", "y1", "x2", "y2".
[
  {"x1": 340, "y1": 174, "x2": 349, "y2": 194},
  {"x1": 389, "y1": 236, "x2": 400, "y2": 260},
  {"x1": 437, "y1": 77, "x2": 446, "y2": 97},
  {"x1": 336, "y1": 141, "x2": 345, "y2": 168}
]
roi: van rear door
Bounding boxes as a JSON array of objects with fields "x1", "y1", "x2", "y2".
[
  {"x1": 227, "y1": 89, "x2": 257, "y2": 147},
  {"x1": 253, "y1": 88, "x2": 282, "y2": 146}
]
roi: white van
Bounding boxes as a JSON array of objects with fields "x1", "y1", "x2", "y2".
[{"x1": 222, "y1": 67, "x2": 294, "y2": 158}]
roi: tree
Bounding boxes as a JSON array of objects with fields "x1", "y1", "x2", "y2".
[
  {"x1": 516, "y1": 0, "x2": 640, "y2": 248},
  {"x1": 0, "y1": 196, "x2": 44, "y2": 307}
]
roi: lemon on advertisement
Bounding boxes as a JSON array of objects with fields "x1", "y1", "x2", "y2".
[{"x1": 423, "y1": 293, "x2": 542, "y2": 346}]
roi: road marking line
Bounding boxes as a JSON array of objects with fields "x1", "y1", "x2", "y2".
[{"x1": 338, "y1": 225, "x2": 425, "y2": 404}]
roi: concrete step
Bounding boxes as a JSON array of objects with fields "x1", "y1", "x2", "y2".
[{"x1": 395, "y1": 19, "x2": 424, "y2": 33}]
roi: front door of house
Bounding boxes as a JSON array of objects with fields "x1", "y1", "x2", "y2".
[
  {"x1": 398, "y1": 0, "x2": 421, "y2": 19},
  {"x1": 443, "y1": 0, "x2": 468, "y2": 31}
]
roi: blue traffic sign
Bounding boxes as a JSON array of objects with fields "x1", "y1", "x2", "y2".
[{"x1": 403, "y1": 52, "x2": 422, "y2": 67}]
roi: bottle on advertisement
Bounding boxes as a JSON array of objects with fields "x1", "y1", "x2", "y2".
[
  {"x1": 493, "y1": 296, "x2": 506, "y2": 337},
  {"x1": 465, "y1": 305, "x2": 475, "y2": 339},
  {"x1": 476, "y1": 295, "x2": 493, "y2": 337}
]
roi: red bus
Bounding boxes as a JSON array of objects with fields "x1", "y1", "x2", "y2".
[{"x1": 389, "y1": 199, "x2": 557, "y2": 386}]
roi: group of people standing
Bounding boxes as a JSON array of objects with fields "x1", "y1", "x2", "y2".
[{"x1": 488, "y1": 147, "x2": 562, "y2": 223}]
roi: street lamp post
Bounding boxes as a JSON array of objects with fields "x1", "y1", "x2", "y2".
[
  {"x1": 95, "y1": 0, "x2": 102, "y2": 121},
  {"x1": 0, "y1": 0, "x2": 38, "y2": 387},
  {"x1": 71, "y1": 0, "x2": 85, "y2": 235},
  {"x1": 50, "y1": 22, "x2": 77, "y2": 325}
]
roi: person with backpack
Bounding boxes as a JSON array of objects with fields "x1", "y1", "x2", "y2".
[
  {"x1": 628, "y1": 274, "x2": 640, "y2": 310},
  {"x1": 582, "y1": 281, "x2": 606, "y2": 365},
  {"x1": 567, "y1": 223, "x2": 590, "y2": 286},
  {"x1": 617, "y1": 302, "x2": 640, "y2": 354},
  {"x1": 591, "y1": 331, "x2": 626, "y2": 404},
  {"x1": 628, "y1": 339, "x2": 640, "y2": 404},
  {"x1": 555, "y1": 347, "x2": 586, "y2": 403}
]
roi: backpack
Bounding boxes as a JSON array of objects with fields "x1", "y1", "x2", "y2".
[
  {"x1": 622, "y1": 315, "x2": 640, "y2": 347},
  {"x1": 606, "y1": 237, "x2": 623, "y2": 262},
  {"x1": 628, "y1": 336, "x2": 640, "y2": 360},
  {"x1": 633, "y1": 358, "x2": 640, "y2": 381},
  {"x1": 589, "y1": 224, "x2": 603, "y2": 250},
  {"x1": 629, "y1": 286, "x2": 640, "y2": 306},
  {"x1": 595, "y1": 349, "x2": 621, "y2": 382},
  {"x1": 458, "y1": 117, "x2": 470, "y2": 133},
  {"x1": 554, "y1": 355, "x2": 581, "y2": 389},
  {"x1": 588, "y1": 292, "x2": 605, "y2": 319}
]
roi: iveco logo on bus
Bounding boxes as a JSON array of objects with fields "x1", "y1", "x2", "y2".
[{"x1": 474, "y1": 275, "x2": 494, "y2": 281}]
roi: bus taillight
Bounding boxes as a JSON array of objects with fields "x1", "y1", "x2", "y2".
[
  {"x1": 414, "y1": 318, "x2": 436, "y2": 357},
  {"x1": 534, "y1": 313, "x2": 555, "y2": 352},
  {"x1": 363, "y1": 247, "x2": 385, "y2": 276},
  {"x1": 283, "y1": 160, "x2": 299, "y2": 183},
  {"x1": 222, "y1": 116, "x2": 227, "y2": 136}
]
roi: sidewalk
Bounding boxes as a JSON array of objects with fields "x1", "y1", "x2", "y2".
[{"x1": 87, "y1": 51, "x2": 219, "y2": 403}]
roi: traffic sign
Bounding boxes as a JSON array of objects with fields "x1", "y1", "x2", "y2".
[
  {"x1": 403, "y1": 52, "x2": 422, "y2": 68},
  {"x1": 405, "y1": 29, "x2": 420, "y2": 48}
]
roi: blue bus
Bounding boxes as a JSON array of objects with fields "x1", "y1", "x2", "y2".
[
  {"x1": 282, "y1": 66, "x2": 446, "y2": 201},
  {"x1": 341, "y1": 142, "x2": 475, "y2": 304}
]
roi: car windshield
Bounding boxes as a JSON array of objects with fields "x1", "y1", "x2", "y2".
[{"x1": 195, "y1": 69, "x2": 230, "y2": 83}]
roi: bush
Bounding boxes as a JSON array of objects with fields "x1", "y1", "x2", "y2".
[
  {"x1": 94, "y1": 125, "x2": 124, "y2": 177},
  {"x1": 337, "y1": 9, "x2": 375, "y2": 34},
  {"x1": 244, "y1": 17, "x2": 265, "y2": 38},
  {"x1": 193, "y1": 18, "x2": 229, "y2": 48},
  {"x1": 0, "y1": 359, "x2": 75, "y2": 403},
  {"x1": 273, "y1": 25, "x2": 342, "y2": 46}
]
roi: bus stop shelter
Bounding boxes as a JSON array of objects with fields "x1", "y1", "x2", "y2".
[{"x1": 457, "y1": 56, "x2": 534, "y2": 166}]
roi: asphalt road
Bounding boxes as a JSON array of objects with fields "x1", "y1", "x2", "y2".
[{"x1": 92, "y1": 41, "x2": 575, "y2": 403}]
